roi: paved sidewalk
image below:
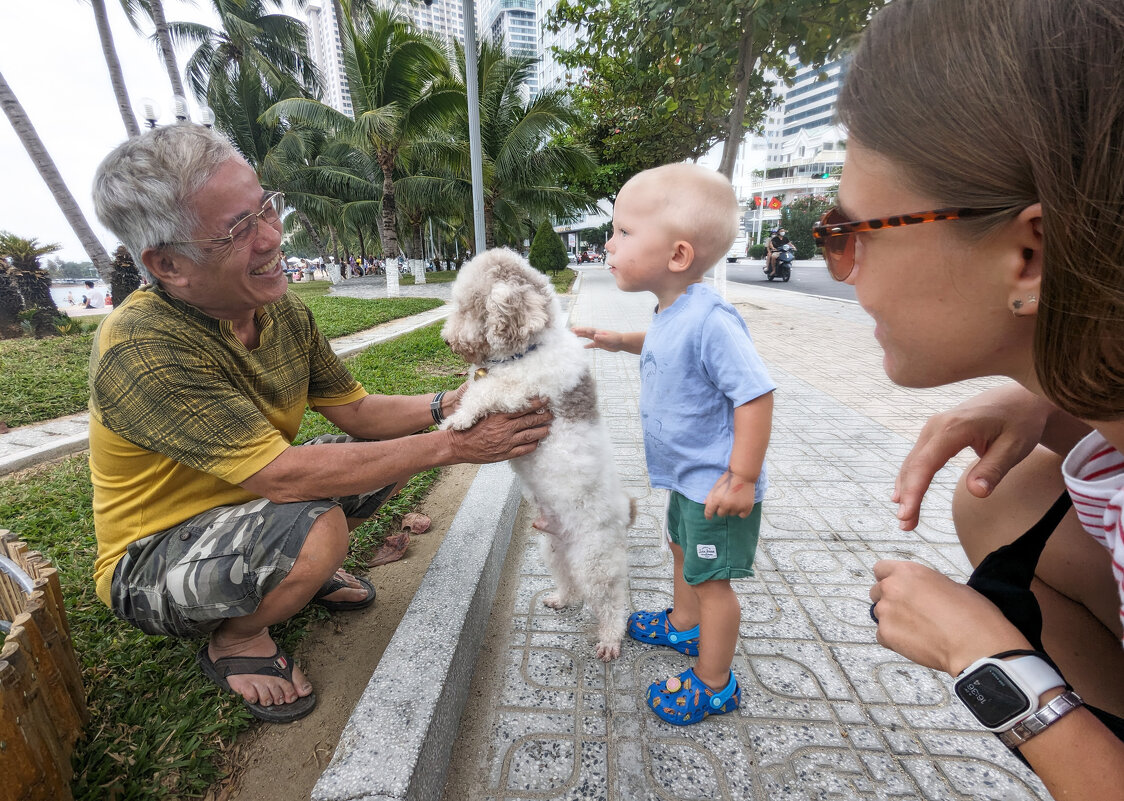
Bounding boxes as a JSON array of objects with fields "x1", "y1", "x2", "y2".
[
  {"x1": 0, "y1": 278, "x2": 452, "y2": 477},
  {"x1": 5, "y1": 267, "x2": 1055, "y2": 800},
  {"x1": 438, "y1": 267, "x2": 1050, "y2": 800}
]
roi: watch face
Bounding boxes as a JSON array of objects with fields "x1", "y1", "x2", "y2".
[{"x1": 955, "y1": 664, "x2": 1032, "y2": 729}]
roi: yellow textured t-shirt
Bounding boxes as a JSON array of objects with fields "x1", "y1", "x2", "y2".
[{"x1": 88, "y1": 286, "x2": 367, "y2": 604}]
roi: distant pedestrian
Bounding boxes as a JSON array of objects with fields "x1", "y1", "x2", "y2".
[
  {"x1": 83, "y1": 280, "x2": 106, "y2": 309},
  {"x1": 575, "y1": 163, "x2": 775, "y2": 726}
]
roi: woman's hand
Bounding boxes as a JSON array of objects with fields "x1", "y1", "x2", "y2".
[
  {"x1": 894, "y1": 385, "x2": 1057, "y2": 530},
  {"x1": 869, "y1": 560, "x2": 1032, "y2": 676}
]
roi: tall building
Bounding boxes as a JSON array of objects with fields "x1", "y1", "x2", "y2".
[
  {"x1": 306, "y1": 0, "x2": 481, "y2": 118},
  {"x1": 482, "y1": 0, "x2": 539, "y2": 96},
  {"x1": 735, "y1": 52, "x2": 850, "y2": 240},
  {"x1": 306, "y1": 1, "x2": 353, "y2": 117},
  {"x1": 535, "y1": 0, "x2": 580, "y2": 94}
]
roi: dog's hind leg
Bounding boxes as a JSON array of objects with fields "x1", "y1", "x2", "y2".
[
  {"x1": 540, "y1": 532, "x2": 580, "y2": 610},
  {"x1": 587, "y1": 542, "x2": 629, "y2": 661}
]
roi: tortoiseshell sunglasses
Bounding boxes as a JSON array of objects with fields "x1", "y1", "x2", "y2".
[{"x1": 812, "y1": 206, "x2": 1005, "y2": 281}]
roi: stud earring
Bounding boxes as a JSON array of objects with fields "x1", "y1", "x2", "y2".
[
  {"x1": 1012, "y1": 299, "x2": 1023, "y2": 311},
  {"x1": 1028, "y1": 295, "x2": 1037, "y2": 303}
]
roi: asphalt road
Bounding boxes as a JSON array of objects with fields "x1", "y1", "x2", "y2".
[{"x1": 721, "y1": 258, "x2": 858, "y2": 302}]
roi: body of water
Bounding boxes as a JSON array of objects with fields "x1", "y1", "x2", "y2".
[{"x1": 50, "y1": 282, "x2": 109, "y2": 308}]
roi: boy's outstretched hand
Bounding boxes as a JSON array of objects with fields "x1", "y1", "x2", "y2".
[
  {"x1": 572, "y1": 326, "x2": 623, "y2": 351},
  {"x1": 572, "y1": 327, "x2": 645, "y2": 354},
  {"x1": 704, "y1": 470, "x2": 756, "y2": 519}
]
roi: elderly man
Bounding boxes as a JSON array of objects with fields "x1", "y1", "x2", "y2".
[{"x1": 90, "y1": 125, "x2": 551, "y2": 723}]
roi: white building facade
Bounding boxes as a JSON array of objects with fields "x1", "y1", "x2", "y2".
[
  {"x1": 744, "y1": 53, "x2": 848, "y2": 240},
  {"x1": 483, "y1": 0, "x2": 540, "y2": 96}
]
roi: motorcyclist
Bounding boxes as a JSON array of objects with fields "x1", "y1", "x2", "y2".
[{"x1": 766, "y1": 227, "x2": 791, "y2": 278}]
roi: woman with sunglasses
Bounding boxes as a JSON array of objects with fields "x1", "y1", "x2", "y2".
[{"x1": 817, "y1": 0, "x2": 1124, "y2": 795}]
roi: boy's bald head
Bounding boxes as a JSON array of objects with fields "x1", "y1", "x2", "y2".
[{"x1": 621, "y1": 164, "x2": 739, "y2": 272}]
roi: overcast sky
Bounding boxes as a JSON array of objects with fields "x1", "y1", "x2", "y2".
[{"x1": 0, "y1": 0, "x2": 227, "y2": 263}]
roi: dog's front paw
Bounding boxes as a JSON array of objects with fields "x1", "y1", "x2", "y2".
[
  {"x1": 441, "y1": 410, "x2": 477, "y2": 431},
  {"x1": 595, "y1": 639, "x2": 621, "y2": 662}
]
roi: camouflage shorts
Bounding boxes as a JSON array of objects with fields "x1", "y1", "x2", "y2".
[{"x1": 109, "y1": 434, "x2": 396, "y2": 638}]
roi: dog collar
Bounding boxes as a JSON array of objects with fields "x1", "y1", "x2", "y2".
[{"x1": 474, "y1": 343, "x2": 539, "y2": 378}]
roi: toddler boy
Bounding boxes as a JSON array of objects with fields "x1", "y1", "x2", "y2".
[{"x1": 574, "y1": 163, "x2": 775, "y2": 725}]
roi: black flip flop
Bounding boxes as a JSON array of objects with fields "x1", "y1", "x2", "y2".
[
  {"x1": 312, "y1": 572, "x2": 376, "y2": 612},
  {"x1": 196, "y1": 645, "x2": 317, "y2": 723}
]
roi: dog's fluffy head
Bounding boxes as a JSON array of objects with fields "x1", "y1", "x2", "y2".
[{"x1": 443, "y1": 247, "x2": 558, "y2": 363}]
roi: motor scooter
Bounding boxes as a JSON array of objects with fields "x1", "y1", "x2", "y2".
[{"x1": 764, "y1": 243, "x2": 794, "y2": 282}]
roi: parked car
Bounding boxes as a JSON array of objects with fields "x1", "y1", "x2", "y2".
[
  {"x1": 579, "y1": 250, "x2": 602, "y2": 263},
  {"x1": 726, "y1": 234, "x2": 749, "y2": 262}
]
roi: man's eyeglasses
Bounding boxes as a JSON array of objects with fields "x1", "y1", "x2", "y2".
[
  {"x1": 164, "y1": 191, "x2": 285, "y2": 252},
  {"x1": 812, "y1": 206, "x2": 1004, "y2": 281}
]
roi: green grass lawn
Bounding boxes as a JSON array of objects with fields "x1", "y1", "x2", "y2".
[
  {"x1": 0, "y1": 267, "x2": 578, "y2": 798},
  {"x1": 0, "y1": 287, "x2": 441, "y2": 429},
  {"x1": 0, "y1": 322, "x2": 467, "y2": 800}
]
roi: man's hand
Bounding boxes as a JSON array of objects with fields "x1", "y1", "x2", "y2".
[
  {"x1": 703, "y1": 470, "x2": 757, "y2": 519},
  {"x1": 869, "y1": 560, "x2": 1031, "y2": 676},
  {"x1": 446, "y1": 399, "x2": 553, "y2": 464}
]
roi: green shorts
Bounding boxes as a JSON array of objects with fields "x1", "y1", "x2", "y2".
[{"x1": 667, "y1": 491, "x2": 761, "y2": 585}]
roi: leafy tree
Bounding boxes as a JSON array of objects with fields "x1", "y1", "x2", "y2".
[
  {"x1": 0, "y1": 233, "x2": 64, "y2": 338},
  {"x1": 170, "y1": 0, "x2": 319, "y2": 104},
  {"x1": 86, "y1": 0, "x2": 141, "y2": 137},
  {"x1": 110, "y1": 245, "x2": 142, "y2": 307},
  {"x1": 548, "y1": 0, "x2": 772, "y2": 197},
  {"x1": 528, "y1": 219, "x2": 569, "y2": 274},
  {"x1": 548, "y1": 0, "x2": 888, "y2": 183},
  {"x1": 780, "y1": 194, "x2": 833, "y2": 259},
  {"x1": 401, "y1": 39, "x2": 596, "y2": 250},
  {"x1": 117, "y1": 0, "x2": 187, "y2": 99},
  {"x1": 264, "y1": 6, "x2": 460, "y2": 262}
]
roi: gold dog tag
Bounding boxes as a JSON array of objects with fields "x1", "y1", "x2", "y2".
[{"x1": 474, "y1": 367, "x2": 488, "y2": 379}]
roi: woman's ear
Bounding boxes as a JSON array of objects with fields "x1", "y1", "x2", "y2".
[{"x1": 1006, "y1": 203, "x2": 1043, "y2": 316}]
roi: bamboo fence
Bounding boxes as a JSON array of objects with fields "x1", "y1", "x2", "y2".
[{"x1": 0, "y1": 529, "x2": 87, "y2": 801}]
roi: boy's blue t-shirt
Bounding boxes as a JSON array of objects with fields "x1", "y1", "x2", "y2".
[{"x1": 639, "y1": 283, "x2": 776, "y2": 505}]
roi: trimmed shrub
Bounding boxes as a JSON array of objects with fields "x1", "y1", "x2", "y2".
[{"x1": 528, "y1": 220, "x2": 569, "y2": 274}]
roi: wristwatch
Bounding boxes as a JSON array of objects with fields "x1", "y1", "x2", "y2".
[{"x1": 953, "y1": 653, "x2": 1065, "y2": 733}]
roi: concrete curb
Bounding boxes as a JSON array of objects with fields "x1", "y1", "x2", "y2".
[
  {"x1": 311, "y1": 462, "x2": 522, "y2": 801},
  {"x1": 311, "y1": 272, "x2": 582, "y2": 801}
]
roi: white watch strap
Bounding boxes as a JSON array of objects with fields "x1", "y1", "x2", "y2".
[
  {"x1": 1005, "y1": 655, "x2": 1066, "y2": 698},
  {"x1": 998, "y1": 690, "x2": 1084, "y2": 748}
]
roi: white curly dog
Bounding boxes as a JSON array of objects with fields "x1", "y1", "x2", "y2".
[{"x1": 441, "y1": 248, "x2": 632, "y2": 661}]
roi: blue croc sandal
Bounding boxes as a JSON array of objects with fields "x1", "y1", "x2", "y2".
[
  {"x1": 627, "y1": 608, "x2": 700, "y2": 656},
  {"x1": 646, "y1": 668, "x2": 740, "y2": 726}
]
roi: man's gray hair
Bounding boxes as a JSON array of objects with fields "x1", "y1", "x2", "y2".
[{"x1": 92, "y1": 124, "x2": 244, "y2": 275}]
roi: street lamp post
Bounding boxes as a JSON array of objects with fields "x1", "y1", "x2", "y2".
[{"x1": 462, "y1": 0, "x2": 487, "y2": 258}]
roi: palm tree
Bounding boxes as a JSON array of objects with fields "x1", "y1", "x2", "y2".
[
  {"x1": 404, "y1": 40, "x2": 597, "y2": 250},
  {"x1": 118, "y1": 0, "x2": 187, "y2": 99},
  {"x1": 263, "y1": 6, "x2": 460, "y2": 264},
  {"x1": 170, "y1": 0, "x2": 319, "y2": 104},
  {"x1": 87, "y1": 0, "x2": 141, "y2": 137},
  {"x1": 0, "y1": 233, "x2": 63, "y2": 338},
  {"x1": 0, "y1": 70, "x2": 116, "y2": 285}
]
